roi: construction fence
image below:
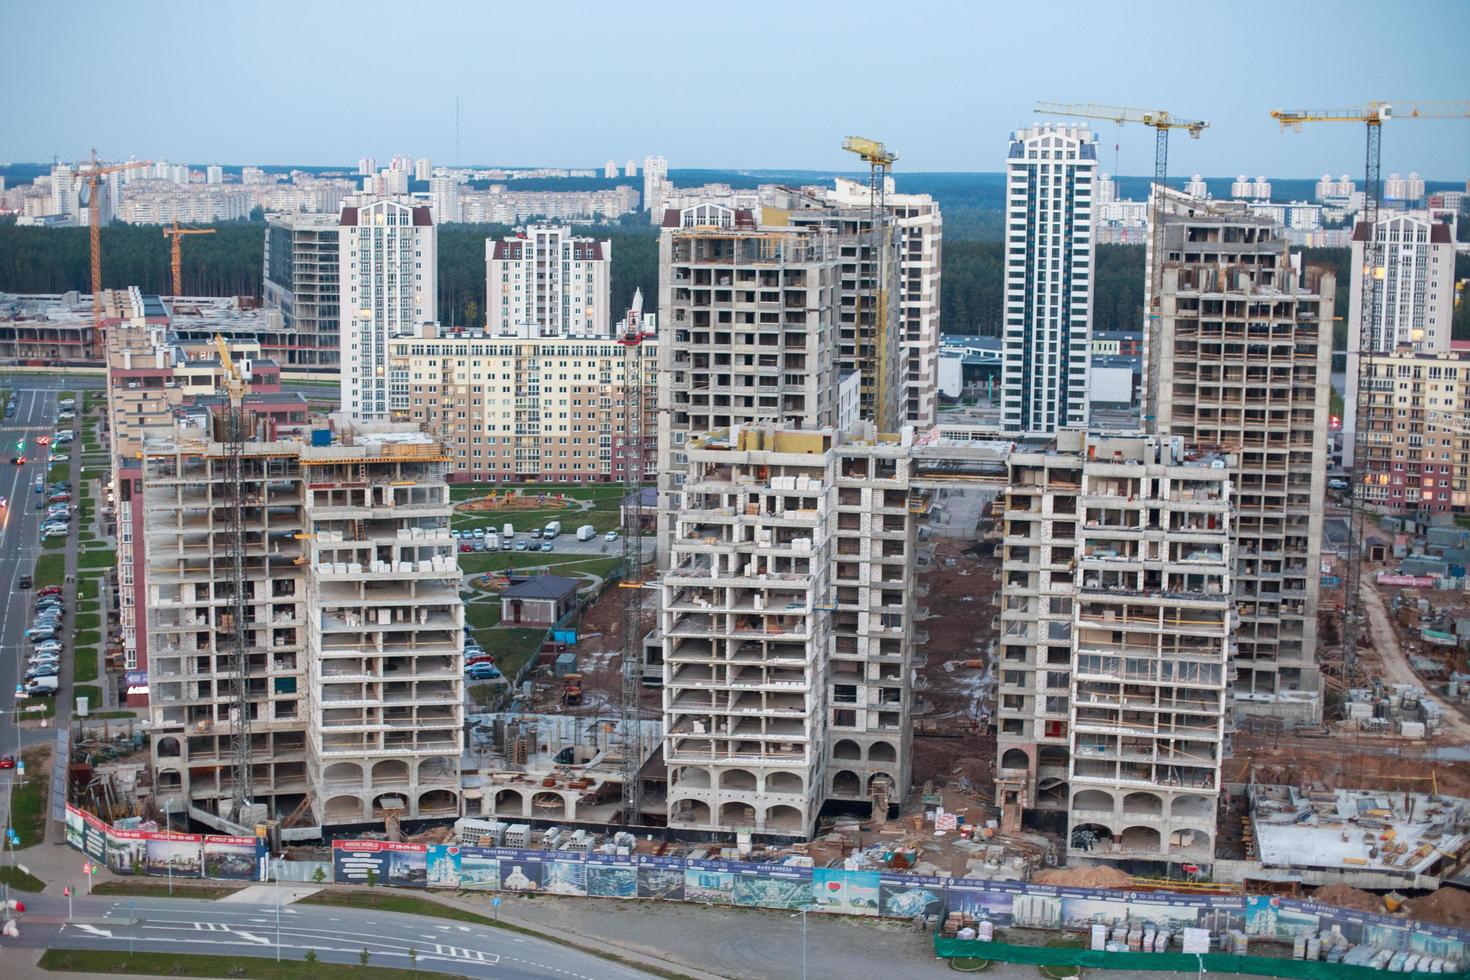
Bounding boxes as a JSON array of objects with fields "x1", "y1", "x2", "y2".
[
  {"x1": 64, "y1": 802, "x2": 269, "y2": 882},
  {"x1": 327, "y1": 838, "x2": 1470, "y2": 967}
]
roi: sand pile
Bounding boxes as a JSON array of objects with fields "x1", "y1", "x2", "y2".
[
  {"x1": 1032, "y1": 866, "x2": 1132, "y2": 889},
  {"x1": 1310, "y1": 883, "x2": 1383, "y2": 913},
  {"x1": 1408, "y1": 888, "x2": 1470, "y2": 928}
]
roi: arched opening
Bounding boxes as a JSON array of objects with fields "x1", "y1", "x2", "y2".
[
  {"x1": 1122, "y1": 791, "x2": 1164, "y2": 816},
  {"x1": 766, "y1": 771, "x2": 803, "y2": 794},
  {"x1": 673, "y1": 766, "x2": 711, "y2": 789},
  {"x1": 324, "y1": 795, "x2": 364, "y2": 823},
  {"x1": 1000, "y1": 748, "x2": 1030, "y2": 771},
  {"x1": 155, "y1": 736, "x2": 181, "y2": 758},
  {"x1": 831, "y1": 770, "x2": 861, "y2": 795},
  {"x1": 867, "y1": 772, "x2": 894, "y2": 793},
  {"x1": 719, "y1": 801, "x2": 756, "y2": 828},
  {"x1": 371, "y1": 792, "x2": 408, "y2": 819},
  {"x1": 531, "y1": 792, "x2": 566, "y2": 818},
  {"x1": 1070, "y1": 822, "x2": 1113, "y2": 852},
  {"x1": 672, "y1": 798, "x2": 711, "y2": 825},
  {"x1": 493, "y1": 788, "x2": 524, "y2": 817},
  {"x1": 719, "y1": 769, "x2": 757, "y2": 791},
  {"x1": 832, "y1": 739, "x2": 861, "y2": 760},
  {"x1": 868, "y1": 741, "x2": 897, "y2": 763},
  {"x1": 417, "y1": 756, "x2": 455, "y2": 784},
  {"x1": 1172, "y1": 794, "x2": 1213, "y2": 818},
  {"x1": 155, "y1": 768, "x2": 182, "y2": 792},
  {"x1": 765, "y1": 804, "x2": 804, "y2": 833},
  {"x1": 322, "y1": 761, "x2": 362, "y2": 787},
  {"x1": 1121, "y1": 825, "x2": 1163, "y2": 853},
  {"x1": 1171, "y1": 828, "x2": 1211, "y2": 853},
  {"x1": 1072, "y1": 789, "x2": 1114, "y2": 813},
  {"x1": 371, "y1": 759, "x2": 410, "y2": 785},
  {"x1": 1038, "y1": 745, "x2": 1068, "y2": 768},
  {"x1": 418, "y1": 789, "x2": 458, "y2": 816}
]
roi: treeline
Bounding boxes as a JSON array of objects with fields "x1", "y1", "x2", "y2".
[
  {"x1": 941, "y1": 242, "x2": 1146, "y2": 335},
  {"x1": 0, "y1": 223, "x2": 263, "y2": 297}
]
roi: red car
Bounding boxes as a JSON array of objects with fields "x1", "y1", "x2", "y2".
[
  {"x1": 36, "y1": 436, "x2": 51, "y2": 446},
  {"x1": 466, "y1": 654, "x2": 495, "y2": 666},
  {"x1": 0, "y1": 755, "x2": 15, "y2": 770},
  {"x1": 459, "y1": 543, "x2": 472, "y2": 552},
  {"x1": 37, "y1": 585, "x2": 62, "y2": 598}
]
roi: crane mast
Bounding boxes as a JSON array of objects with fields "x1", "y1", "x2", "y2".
[
  {"x1": 842, "y1": 136, "x2": 898, "y2": 431},
  {"x1": 74, "y1": 150, "x2": 150, "y2": 359},
  {"x1": 163, "y1": 221, "x2": 216, "y2": 296},
  {"x1": 1270, "y1": 100, "x2": 1469, "y2": 687},
  {"x1": 617, "y1": 297, "x2": 649, "y2": 826}
]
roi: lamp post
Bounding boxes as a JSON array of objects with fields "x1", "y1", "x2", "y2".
[{"x1": 789, "y1": 905, "x2": 818, "y2": 980}]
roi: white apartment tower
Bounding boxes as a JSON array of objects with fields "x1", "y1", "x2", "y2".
[
  {"x1": 1342, "y1": 213, "x2": 1455, "y2": 465},
  {"x1": 643, "y1": 155, "x2": 670, "y2": 213},
  {"x1": 1001, "y1": 124, "x2": 1097, "y2": 435},
  {"x1": 428, "y1": 176, "x2": 460, "y2": 225},
  {"x1": 486, "y1": 226, "x2": 611, "y2": 337},
  {"x1": 338, "y1": 198, "x2": 437, "y2": 420},
  {"x1": 50, "y1": 163, "x2": 74, "y2": 217}
]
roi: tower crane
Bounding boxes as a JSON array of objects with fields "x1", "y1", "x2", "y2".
[
  {"x1": 616, "y1": 290, "x2": 652, "y2": 826},
  {"x1": 75, "y1": 150, "x2": 151, "y2": 359},
  {"x1": 842, "y1": 136, "x2": 898, "y2": 430},
  {"x1": 213, "y1": 334, "x2": 255, "y2": 825},
  {"x1": 1270, "y1": 100, "x2": 1470, "y2": 686},
  {"x1": 162, "y1": 221, "x2": 216, "y2": 296},
  {"x1": 1033, "y1": 103, "x2": 1208, "y2": 433}
]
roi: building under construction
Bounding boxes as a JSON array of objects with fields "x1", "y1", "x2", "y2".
[
  {"x1": 143, "y1": 415, "x2": 464, "y2": 835},
  {"x1": 661, "y1": 423, "x2": 918, "y2": 839}
]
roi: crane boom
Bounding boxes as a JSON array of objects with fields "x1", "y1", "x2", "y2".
[
  {"x1": 1271, "y1": 99, "x2": 1468, "y2": 691},
  {"x1": 841, "y1": 135, "x2": 899, "y2": 430},
  {"x1": 1034, "y1": 102, "x2": 1208, "y2": 136}
]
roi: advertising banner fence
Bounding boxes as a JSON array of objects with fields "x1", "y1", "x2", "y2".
[{"x1": 63, "y1": 803, "x2": 268, "y2": 882}]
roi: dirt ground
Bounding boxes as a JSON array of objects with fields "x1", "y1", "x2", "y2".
[{"x1": 517, "y1": 581, "x2": 659, "y2": 721}]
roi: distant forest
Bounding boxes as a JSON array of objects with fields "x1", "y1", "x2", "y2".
[{"x1": 1, "y1": 217, "x2": 1466, "y2": 346}]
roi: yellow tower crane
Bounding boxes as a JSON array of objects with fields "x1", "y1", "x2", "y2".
[
  {"x1": 74, "y1": 150, "x2": 151, "y2": 358},
  {"x1": 163, "y1": 221, "x2": 216, "y2": 296},
  {"x1": 1033, "y1": 103, "x2": 1208, "y2": 434},
  {"x1": 842, "y1": 136, "x2": 899, "y2": 431},
  {"x1": 1270, "y1": 100, "x2": 1470, "y2": 688}
]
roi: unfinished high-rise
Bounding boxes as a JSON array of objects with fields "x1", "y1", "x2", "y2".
[
  {"x1": 661, "y1": 424, "x2": 917, "y2": 840},
  {"x1": 655, "y1": 203, "x2": 840, "y2": 564},
  {"x1": 144, "y1": 416, "x2": 463, "y2": 833},
  {"x1": 1152, "y1": 191, "x2": 1334, "y2": 721},
  {"x1": 996, "y1": 431, "x2": 1230, "y2": 863}
]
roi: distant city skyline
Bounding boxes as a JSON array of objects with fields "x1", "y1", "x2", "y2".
[{"x1": 3, "y1": 0, "x2": 1468, "y2": 179}]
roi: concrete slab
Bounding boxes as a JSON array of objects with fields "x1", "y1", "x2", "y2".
[{"x1": 221, "y1": 883, "x2": 322, "y2": 903}]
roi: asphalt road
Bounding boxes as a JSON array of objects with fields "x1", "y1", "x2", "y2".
[
  {"x1": 9, "y1": 892, "x2": 652, "y2": 980},
  {"x1": 0, "y1": 372, "x2": 338, "y2": 403}
]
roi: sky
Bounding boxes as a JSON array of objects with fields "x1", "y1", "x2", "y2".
[{"x1": 4, "y1": 0, "x2": 1467, "y2": 179}]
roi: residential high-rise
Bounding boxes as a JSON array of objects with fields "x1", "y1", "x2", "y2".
[
  {"x1": 206, "y1": 165, "x2": 224, "y2": 185},
  {"x1": 414, "y1": 157, "x2": 431, "y2": 182},
  {"x1": 1153, "y1": 191, "x2": 1334, "y2": 721},
  {"x1": 1384, "y1": 172, "x2": 1426, "y2": 204},
  {"x1": 144, "y1": 418, "x2": 463, "y2": 832},
  {"x1": 662, "y1": 424, "x2": 917, "y2": 839},
  {"x1": 428, "y1": 176, "x2": 460, "y2": 225},
  {"x1": 1001, "y1": 124, "x2": 1097, "y2": 435},
  {"x1": 996, "y1": 431, "x2": 1230, "y2": 863},
  {"x1": 1342, "y1": 213, "x2": 1456, "y2": 466},
  {"x1": 338, "y1": 197, "x2": 436, "y2": 420},
  {"x1": 654, "y1": 203, "x2": 839, "y2": 563},
  {"x1": 604, "y1": 159, "x2": 619, "y2": 179},
  {"x1": 358, "y1": 157, "x2": 376, "y2": 177},
  {"x1": 263, "y1": 212, "x2": 342, "y2": 368},
  {"x1": 642, "y1": 154, "x2": 669, "y2": 213},
  {"x1": 1357, "y1": 348, "x2": 1470, "y2": 511},
  {"x1": 485, "y1": 225, "x2": 611, "y2": 337},
  {"x1": 389, "y1": 312, "x2": 657, "y2": 483},
  {"x1": 50, "y1": 163, "x2": 74, "y2": 217},
  {"x1": 624, "y1": 159, "x2": 638, "y2": 178}
]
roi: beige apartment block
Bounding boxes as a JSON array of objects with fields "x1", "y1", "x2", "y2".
[
  {"x1": 144, "y1": 419, "x2": 463, "y2": 833},
  {"x1": 997, "y1": 432, "x2": 1231, "y2": 865},
  {"x1": 656, "y1": 204, "x2": 839, "y2": 565},
  {"x1": 1151, "y1": 191, "x2": 1334, "y2": 721},
  {"x1": 661, "y1": 425, "x2": 916, "y2": 840},
  {"x1": 389, "y1": 321, "x2": 657, "y2": 483}
]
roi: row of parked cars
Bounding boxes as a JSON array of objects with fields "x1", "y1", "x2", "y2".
[
  {"x1": 463, "y1": 626, "x2": 501, "y2": 681},
  {"x1": 39, "y1": 479, "x2": 73, "y2": 540},
  {"x1": 24, "y1": 585, "x2": 67, "y2": 696}
]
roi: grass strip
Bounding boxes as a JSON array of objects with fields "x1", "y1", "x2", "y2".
[
  {"x1": 37, "y1": 949, "x2": 462, "y2": 978},
  {"x1": 91, "y1": 880, "x2": 244, "y2": 899},
  {"x1": 0, "y1": 865, "x2": 45, "y2": 891},
  {"x1": 8, "y1": 747, "x2": 50, "y2": 849},
  {"x1": 73, "y1": 685, "x2": 102, "y2": 708},
  {"x1": 74, "y1": 645, "x2": 99, "y2": 682},
  {"x1": 73, "y1": 611, "x2": 101, "y2": 631},
  {"x1": 298, "y1": 890, "x2": 692, "y2": 980},
  {"x1": 79, "y1": 548, "x2": 116, "y2": 569}
]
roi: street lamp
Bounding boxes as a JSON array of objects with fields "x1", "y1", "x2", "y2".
[{"x1": 789, "y1": 905, "x2": 818, "y2": 980}]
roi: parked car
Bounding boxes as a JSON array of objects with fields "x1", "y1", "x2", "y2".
[
  {"x1": 37, "y1": 585, "x2": 61, "y2": 597},
  {"x1": 472, "y1": 528, "x2": 486, "y2": 539},
  {"x1": 472, "y1": 540, "x2": 487, "y2": 552},
  {"x1": 459, "y1": 543, "x2": 472, "y2": 553},
  {"x1": 31, "y1": 641, "x2": 62, "y2": 656},
  {"x1": 605, "y1": 530, "x2": 619, "y2": 542},
  {"x1": 465, "y1": 663, "x2": 501, "y2": 681},
  {"x1": 501, "y1": 538, "x2": 513, "y2": 551},
  {"x1": 25, "y1": 665, "x2": 58, "y2": 680},
  {"x1": 24, "y1": 677, "x2": 59, "y2": 697},
  {"x1": 514, "y1": 540, "x2": 528, "y2": 551},
  {"x1": 450, "y1": 529, "x2": 462, "y2": 538},
  {"x1": 33, "y1": 476, "x2": 43, "y2": 493},
  {"x1": 540, "y1": 542, "x2": 554, "y2": 552}
]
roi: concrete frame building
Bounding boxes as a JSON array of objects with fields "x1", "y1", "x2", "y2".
[
  {"x1": 662, "y1": 424, "x2": 917, "y2": 840},
  {"x1": 996, "y1": 431, "x2": 1230, "y2": 865},
  {"x1": 485, "y1": 226, "x2": 611, "y2": 337},
  {"x1": 1153, "y1": 192, "x2": 1334, "y2": 721},
  {"x1": 655, "y1": 204, "x2": 840, "y2": 564},
  {"x1": 144, "y1": 420, "x2": 464, "y2": 833},
  {"x1": 339, "y1": 198, "x2": 436, "y2": 421},
  {"x1": 1342, "y1": 213, "x2": 1456, "y2": 467},
  {"x1": 264, "y1": 212, "x2": 342, "y2": 368},
  {"x1": 388, "y1": 313, "x2": 658, "y2": 484},
  {"x1": 1001, "y1": 124, "x2": 1097, "y2": 435}
]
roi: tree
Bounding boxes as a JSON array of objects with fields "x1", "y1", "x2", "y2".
[
  {"x1": 465, "y1": 300, "x2": 479, "y2": 328},
  {"x1": 304, "y1": 949, "x2": 318, "y2": 965},
  {"x1": 359, "y1": 948, "x2": 371, "y2": 968},
  {"x1": 311, "y1": 865, "x2": 327, "y2": 884},
  {"x1": 408, "y1": 946, "x2": 419, "y2": 976},
  {"x1": 365, "y1": 867, "x2": 378, "y2": 888}
]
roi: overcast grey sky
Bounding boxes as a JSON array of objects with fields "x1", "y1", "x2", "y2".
[{"x1": 4, "y1": 0, "x2": 1467, "y2": 178}]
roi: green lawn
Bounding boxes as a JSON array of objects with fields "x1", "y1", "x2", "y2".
[
  {"x1": 75, "y1": 630, "x2": 102, "y2": 648},
  {"x1": 78, "y1": 547, "x2": 116, "y2": 569},
  {"x1": 14, "y1": 695, "x2": 56, "y2": 719},
  {"x1": 0, "y1": 865, "x2": 45, "y2": 891},
  {"x1": 42, "y1": 535, "x2": 64, "y2": 550},
  {"x1": 464, "y1": 601, "x2": 501, "y2": 631},
  {"x1": 74, "y1": 644, "x2": 99, "y2": 682},
  {"x1": 481, "y1": 628, "x2": 545, "y2": 683},
  {"x1": 73, "y1": 611, "x2": 101, "y2": 631},
  {"x1": 8, "y1": 747, "x2": 50, "y2": 850},
  {"x1": 37, "y1": 949, "x2": 460, "y2": 979},
  {"x1": 449, "y1": 483, "x2": 628, "y2": 502},
  {"x1": 91, "y1": 880, "x2": 243, "y2": 899},
  {"x1": 34, "y1": 552, "x2": 65, "y2": 589},
  {"x1": 74, "y1": 685, "x2": 102, "y2": 708},
  {"x1": 467, "y1": 683, "x2": 502, "y2": 707},
  {"x1": 458, "y1": 551, "x2": 621, "y2": 579}
]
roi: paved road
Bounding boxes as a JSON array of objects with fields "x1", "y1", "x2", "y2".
[
  {"x1": 0, "y1": 373, "x2": 337, "y2": 403},
  {"x1": 7, "y1": 892, "x2": 651, "y2": 980}
]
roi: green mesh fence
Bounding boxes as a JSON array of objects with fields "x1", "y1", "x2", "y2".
[{"x1": 932, "y1": 937, "x2": 1470, "y2": 979}]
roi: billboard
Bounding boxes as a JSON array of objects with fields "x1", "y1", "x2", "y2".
[
  {"x1": 331, "y1": 840, "x2": 428, "y2": 888},
  {"x1": 586, "y1": 856, "x2": 637, "y2": 899},
  {"x1": 811, "y1": 868, "x2": 880, "y2": 916},
  {"x1": 203, "y1": 836, "x2": 262, "y2": 881}
]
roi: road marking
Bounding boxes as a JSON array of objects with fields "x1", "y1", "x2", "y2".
[
  {"x1": 234, "y1": 930, "x2": 272, "y2": 945},
  {"x1": 72, "y1": 924, "x2": 115, "y2": 938}
]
